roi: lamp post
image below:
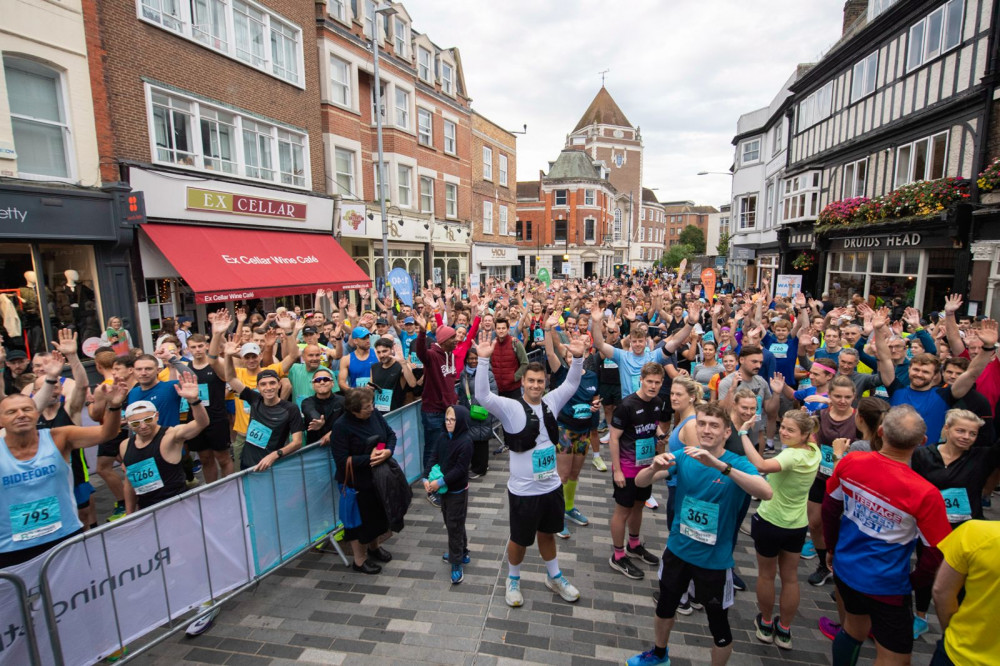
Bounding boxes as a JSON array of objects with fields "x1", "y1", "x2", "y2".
[
  {"x1": 626, "y1": 190, "x2": 633, "y2": 273},
  {"x1": 372, "y1": 3, "x2": 398, "y2": 291}
]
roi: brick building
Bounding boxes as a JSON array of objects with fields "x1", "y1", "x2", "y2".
[
  {"x1": 638, "y1": 188, "x2": 667, "y2": 266},
  {"x1": 0, "y1": 0, "x2": 137, "y2": 358},
  {"x1": 515, "y1": 150, "x2": 617, "y2": 279},
  {"x1": 320, "y1": 3, "x2": 474, "y2": 290},
  {"x1": 85, "y1": 0, "x2": 353, "y2": 349},
  {"x1": 470, "y1": 112, "x2": 518, "y2": 282},
  {"x1": 661, "y1": 201, "x2": 717, "y2": 248}
]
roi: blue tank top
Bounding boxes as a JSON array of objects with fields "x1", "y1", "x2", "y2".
[
  {"x1": 348, "y1": 351, "x2": 379, "y2": 388},
  {"x1": 667, "y1": 414, "x2": 696, "y2": 487},
  {"x1": 0, "y1": 429, "x2": 82, "y2": 554}
]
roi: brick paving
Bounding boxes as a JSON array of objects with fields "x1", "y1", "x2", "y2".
[{"x1": 104, "y1": 448, "x2": 958, "y2": 666}]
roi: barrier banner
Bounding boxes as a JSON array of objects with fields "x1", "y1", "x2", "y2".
[
  {"x1": 385, "y1": 402, "x2": 424, "y2": 483},
  {"x1": 243, "y1": 446, "x2": 338, "y2": 575},
  {"x1": 0, "y1": 570, "x2": 38, "y2": 665}
]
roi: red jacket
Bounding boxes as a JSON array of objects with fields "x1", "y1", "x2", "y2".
[
  {"x1": 413, "y1": 329, "x2": 458, "y2": 413},
  {"x1": 491, "y1": 335, "x2": 526, "y2": 393}
]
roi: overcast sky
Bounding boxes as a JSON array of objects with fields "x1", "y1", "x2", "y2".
[{"x1": 407, "y1": 0, "x2": 847, "y2": 208}]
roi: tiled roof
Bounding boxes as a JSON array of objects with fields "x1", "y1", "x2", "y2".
[
  {"x1": 517, "y1": 181, "x2": 541, "y2": 200},
  {"x1": 572, "y1": 87, "x2": 632, "y2": 132},
  {"x1": 641, "y1": 188, "x2": 660, "y2": 204},
  {"x1": 545, "y1": 150, "x2": 603, "y2": 180}
]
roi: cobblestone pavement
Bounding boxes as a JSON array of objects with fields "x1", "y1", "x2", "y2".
[{"x1": 110, "y1": 448, "x2": 958, "y2": 666}]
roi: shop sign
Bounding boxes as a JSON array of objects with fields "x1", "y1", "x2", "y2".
[
  {"x1": 730, "y1": 246, "x2": 755, "y2": 262},
  {"x1": 0, "y1": 188, "x2": 117, "y2": 240},
  {"x1": 830, "y1": 231, "x2": 953, "y2": 250},
  {"x1": 186, "y1": 187, "x2": 306, "y2": 221},
  {"x1": 339, "y1": 203, "x2": 368, "y2": 237},
  {"x1": 473, "y1": 244, "x2": 518, "y2": 266}
]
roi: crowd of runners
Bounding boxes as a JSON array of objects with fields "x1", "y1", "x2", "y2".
[{"x1": 2, "y1": 272, "x2": 999, "y2": 665}]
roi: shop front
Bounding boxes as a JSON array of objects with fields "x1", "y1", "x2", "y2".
[
  {"x1": 130, "y1": 166, "x2": 364, "y2": 351},
  {"x1": 432, "y1": 221, "x2": 471, "y2": 287},
  {"x1": 0, "y1": 183, "x2": 137, "y2": 360},
  {"x1": 821, "y1": 226, "x2": 961, "y2": 312},
  {"x1": 339, "y1": 202, "x2": 431, "y2": 293},
  {"x1": 472, "y1": 243, "x2": 519, "y2": 284},
  {"x1": 728, "y1": 246, "x2": 756, "y2": 290}
]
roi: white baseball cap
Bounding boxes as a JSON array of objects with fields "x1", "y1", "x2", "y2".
[
  {"x1": 239, "y1": 343, "x2": 262, "y2": 357},
  {"x1": 124, "y1": 401, "x2": 157, "y2": 419}
]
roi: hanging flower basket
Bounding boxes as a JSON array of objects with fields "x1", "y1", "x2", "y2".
[
  {"x1": 978, "y1": 157, "x2": 1000, "y2": 193},
  {"x1": 791, "y1": 251, "x2": 816, "y2": 272}
]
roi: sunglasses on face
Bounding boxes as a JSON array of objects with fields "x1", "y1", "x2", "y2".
[
  {"x1": 312, "y1": 377, "x2": 333, "y2": 384},
  {"x1": 128, "y1": 416, "x2": 156, "y2": 428}
]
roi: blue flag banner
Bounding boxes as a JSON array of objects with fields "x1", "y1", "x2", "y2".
[{"x1": 389, "y1": 267, "x2": 414, "y2": 306}]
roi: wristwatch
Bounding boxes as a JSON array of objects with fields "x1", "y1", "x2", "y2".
[
  {"x1": 721, "y1": 463, "x2": 733, "y2": 476},
  {"x1": 276, "y1": 449, "x2": 285, "y2": 459}
]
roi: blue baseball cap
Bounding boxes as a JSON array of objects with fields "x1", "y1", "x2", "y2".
[{"x1": 351, "y1": 326, "x2": 370, "y2": 339}]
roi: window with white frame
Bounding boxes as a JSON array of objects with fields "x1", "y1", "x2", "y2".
[
  {"x1": 483, "y1": 146, "x2": 493, "y2": 180},
  {"x1": 907, "y1": 0, "x2": 963, "y2": 72},
  {"x1": 374, "y1": 161, "x2": 389, "y2": 203},
  {"x1": 334, "y1": 147, "x2": 355, "y2": 197},
  {"x1": 329, "y1": 0, "x2": 346, "y2": 21},
  {"x1": 150, "y1": 87, "x2": 309, "y2": 186},
  {"x1": 140, "y1": 0, "x2": 302, "y2": 85},
  {"x1": 394, "y1": 88, "x2": 409, "y2": 128},
  {"x1": 417, "y1": 47, "x2": 432, "y2": 82},
  {"x1": 585, "y1": 189, "x2": 595, "y2": 206},
  {"x1": 499, "y1": 154, "x2": 508, "y2": 186},
  {"x1": 417, "y1": 108, "x2": 433, "y2": 146},
  {"x1": 741, "y1": 138, "x2": 761, "y2": 165},
  {"x1": 443, "y1": 119, "x2": 456, "y2": 154},
  {"x1": 851, "y1": 51, "x2": 878, "y2": 102},
  {"x1": 895, "y1": 132, "x2": 948, "y2": 187},
  {"x1": 397, "y1": 164, "x2": 412, "y2": 207},
  {"x1": 737, "y1": 194, "x2": 758, "y2": 230},
  {"x1": 614, "y1": 208, "x2": 622, "y2": 240},
  {"x1": 772, "y1": 120, "x2": 783, "y2": 153},
  {"x1": 4, "y1": 57, "x2": 72, "y2": 179},
  {"x1": 483, "y1": 201, "x2": 493, "y2": 234},
  {"x1": 445, "y1": 182, "x2": 457, "y2": 217},
  {"x1": 499, "y1": 205, "x2": 508, "y2": 235},
  {"x1": 419, "y1": 176, "x2": 433, "y2": 213},
  {"x1": 868, "y1": 0, "x2": 899, "y2": 21},
  {"x1": 363, "y1": 0, "x2": 375, "y2": 40},
  {"x1": 765, "y1": 182, "x2": 775, "y2": 230},
  {"x1": 555, "y1": 189, "x2": 567, "y2": 206},
  {"x1": 780, "y1": 172, "x2": 821, "y2": 223},
  {"x1": 330, "y1": 55, "x2": 351, "y2": 106},
  {"x1": 798, "y1": 81, "x2": 833, "y2": 130},
  {"x1": 843, "y1": 158, "x2": 868, "y2": 198},
  {"x1": 441, "y1": 62, "x2": 454, "y2": 94},
  {"x1": 371, "y1": 80, "x2": 386, "y2": 121},
  {"x1": 392, "y1": 17, "x2": 408, "y2": 58}
]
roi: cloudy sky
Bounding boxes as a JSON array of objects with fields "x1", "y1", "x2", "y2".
[{"x1": 408, "y1": 0, "x2": 847, "y2": 208}]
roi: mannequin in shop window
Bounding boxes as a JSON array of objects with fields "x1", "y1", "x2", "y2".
[
  {"x1": 54, "y1": 269, "x2": 99, "y2": 342},
  {"x1": 19, "y1": 271, "x2": 51, "y2": 357}
]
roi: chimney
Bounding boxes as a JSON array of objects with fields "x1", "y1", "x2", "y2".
[{"x1": 843, "y1": 0, "x2": 867, "y2": 35}]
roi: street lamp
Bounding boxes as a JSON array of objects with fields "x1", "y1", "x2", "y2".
[{"x1": 371, "y1": 3, "x2": 398, "y2": 291}]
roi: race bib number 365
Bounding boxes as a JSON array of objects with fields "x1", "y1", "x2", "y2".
[{"x1": 679, "y1": 496, "x2": 719, "y2": 545}]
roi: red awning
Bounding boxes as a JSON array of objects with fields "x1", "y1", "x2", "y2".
[{"x1": 143, "y1": 223, "x2": 371, "y2": 304}]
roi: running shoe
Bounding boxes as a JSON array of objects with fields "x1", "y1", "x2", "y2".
[
  {"x1": 592, "y1": 454, "x2": 608, "y2": 472},
  {"x1": 451, "y1": 564, "x2": 464, "y2": 585},
  {"x1": 774, "y1": 621, "x2": 793, "y2": 650},
  {"x1": 185, "y1": 603, "x2": 220, "y2": 636},
  {"x1": 505, "y1": 576, "x2": 523, "y2": 607},
  {"x1": 818, "y1": 617, "x2": 841, "y2": 641},
  {"x1": 626, "y1": 543, "x2": 660, "y2": 566},
  {"x1": 808, "y1": 564, "x2": 833, "y2": 586},
  {"x1": 609, "y1": 555, "x2": 644, "y2": 580},
  {"x1": 645, "y1": 496, "x2": 659, "y2": 510},
  {"x1": 426, "y1": 493, "x2": 442, "y2": 508},
  {"x1": 754, "y1": 613, "x2": 774, "y2": 644},
  {"x1": 557, "y1": 526, "x2": 571, "y2": 539},
  {"x1": 468, "y1": 471, "x2": 481, "y2": 479},
  {"x1": 913, "y1": 616, "x2": 929, "y2": 640},
  {"x1": 739, "y1": 523, "x2": 752, "y2": 536},
  {"x1": 599, "y1": 432, "x2": 610, "y2": 444},
  {"x1": 493, "y1": 444, "x2": 508, "y2": 455},
  {"x1": 565, "y1": 507, "x2": 589, "y2": 526},
  {"x1": 545, "y1": 573, "x2": 580, "y2": 602},
  {"x1": 192, "y1": 459, "x2": 202, "y2": 475},
  {"x1": 800, "y1": 539, "x2": 817, "y2": 560},
  {"x1": 731, "y1": 572, "x2": 747, "y2": 591},
  {"x1": 106, "y1": 648, "x2": 128, "y2": 663},
  {"x1": 442, "y1": 551, "x2": 471, "y2": 564},
  {"x1": 675, "y1": 599, "x2": 694, "y2": 615},
  {"x1": 626, "y1": 649, "x2": 670, "y2": 666},
  {"x1": 106, "y1": 503, "x2": 126, "y2": 522},
  {"x1": 690, "y1": 599, "x2": 704, "y2": 610}
]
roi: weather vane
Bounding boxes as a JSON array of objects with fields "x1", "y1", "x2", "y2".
[{"x1": 599, "y1": 68, "x2": 609, "y2": 86}]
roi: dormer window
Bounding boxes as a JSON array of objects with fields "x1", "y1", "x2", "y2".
[
  {"x1": 393, "y1": 17, "x2": 408, "y2": 58},
  {"x1": 441, "y1": 61, "x2": 454, "y2": 95},
  {"x1": 418, "y1": 47, "x2": 432, "y2": 82}
]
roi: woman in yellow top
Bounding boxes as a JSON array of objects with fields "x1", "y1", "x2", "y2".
[{"x1": 738, "y1": 409, "x2": 821, "y2": 651}]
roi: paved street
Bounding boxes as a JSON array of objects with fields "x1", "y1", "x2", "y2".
[{"x1": 115, "y1": 450, "x2": 948, "y2": 666}]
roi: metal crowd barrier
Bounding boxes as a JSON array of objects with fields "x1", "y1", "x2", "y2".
[{"x1": 0, "y1": 572, "x2": 42, "y2": 666}]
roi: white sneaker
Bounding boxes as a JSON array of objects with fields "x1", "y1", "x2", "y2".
[
  {"x1": 505, "y1": 577, "x2": 524, "y2": 607},
  {"x1": 185, "y1": 602, "x2": 220, "y2": 636},
  {"x1": 645, "y1": 496, "x2": 659, "y2": 510},
  {"x1": 545, "y1": 574, "x2": 580, "y2": 603},
  {"x1": 600, "y1": 432, "x2": 610, "y2": 444}
]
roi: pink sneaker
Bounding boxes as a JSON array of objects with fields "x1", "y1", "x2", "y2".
[{"x1": 818, "y1": 617, "x2": 841, "y2": 641}]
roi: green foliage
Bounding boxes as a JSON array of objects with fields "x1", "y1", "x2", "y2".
[
  {"x1": 678, "y1": 225, "x2": 706, "y2": 254},
  {"x1": 661, "y1": 243, "x2": 693, "y2": 269},
  {"x1": 716, "y1": 231, "x2": 730, "y2": 257}
]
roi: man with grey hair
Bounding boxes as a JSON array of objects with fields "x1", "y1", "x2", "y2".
[
  {"x1": 821, "y1": 404, "x2": 952, "y2": 665},
  {"x1": 835, "y1": 347, "x2": 883, "y2": 406}
]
